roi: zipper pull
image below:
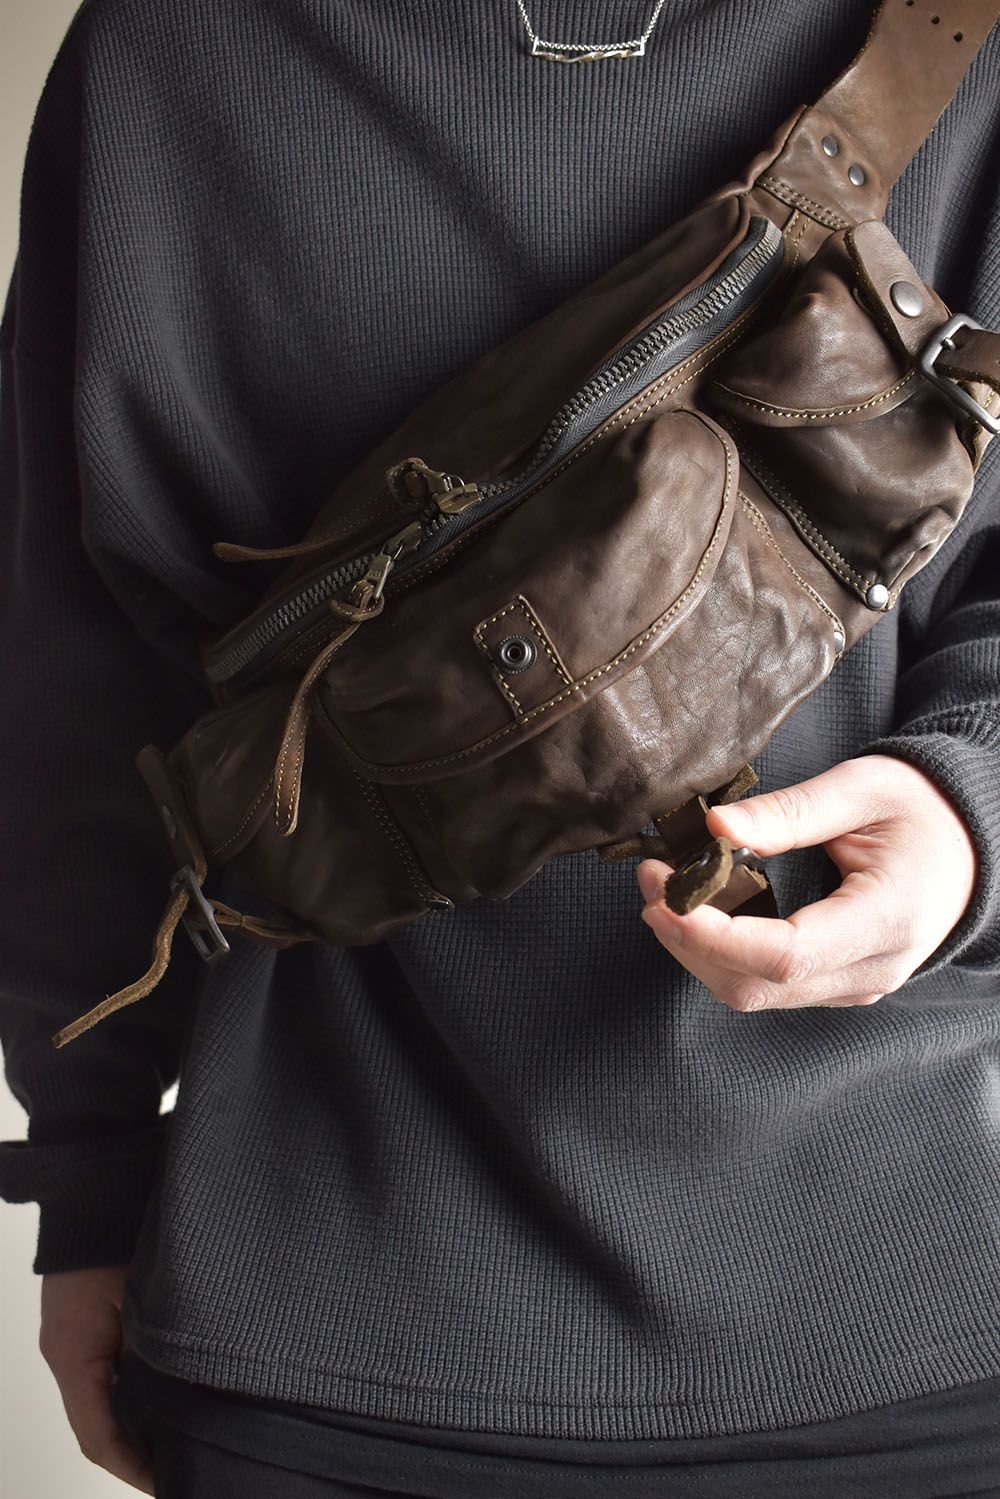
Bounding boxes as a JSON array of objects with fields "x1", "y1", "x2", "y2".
[
  {"x1": 388, "y1": 457, "x2": 481, "y2": 517},
  {"x1": 433, "y1": 476, "x2": 481, "y2": 515},
  {"x1": 350, "y1": 520, "x2": 424, "y2": 606}
]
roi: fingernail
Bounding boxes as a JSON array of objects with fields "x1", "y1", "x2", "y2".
[{"x1": 637, "y1": 864, "x2": 662, "y2": 903}]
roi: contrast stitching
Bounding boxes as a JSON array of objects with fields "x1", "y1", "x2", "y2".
[
  {"x1": 731, "y1": 427, "x2": 869, "y2": 593},
  {"x1": 474, "y1": 606, "x2": 526, "y2": 713},
  {"x1": 738, "y1": 493, "x2": 843, "y2": 632},
  {"x1": 273, "y1": 712, "x2": 298, "y2": 828},
  {"x1": 473, "y1": 599, "x2": 573, "y2": 717},
  {"x1": 349, "y1": 767, "x2": 439, "y2": 901},
  {"x1": 758, "y1": 175, "x2": 850, "y2": 230},
  {"x1": 512, "y1": 600, "x2": 573, "y2": 684},
  {"x1": 395, "y1": 319, "x2": 758, "y2": 600},
  {"x1": 209, "y1": 777, "x2": 272, "y2": 857},
  {"x1": 328, "y1": 430, "x2": 736, "y2": 775},
  {"x1": 243, "y1": 223, "x2": 809, "y2": 711},
  {"x1": 713, "y1": 368, "x2": 916, "y2": 421}
]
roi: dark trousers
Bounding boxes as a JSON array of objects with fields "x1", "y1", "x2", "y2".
[
  {"x1": 110, "y1": 1354, "x2": 1000, "y2": 1499},
  {"x1": 111, "y1": 1377, "x2": 420, "y2": 1499}
]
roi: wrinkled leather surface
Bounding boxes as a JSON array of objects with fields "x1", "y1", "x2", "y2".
[
  {"x1": 150, "y1": 0, "x2": 999, "y2": 949},
  {"x1": 314, "y1": 409, "x2": 737, "y2": 776}
]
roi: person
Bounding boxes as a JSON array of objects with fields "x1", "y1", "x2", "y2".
[{"x1": 2, "y1": 0, "x2": 999, "y2": 1496}]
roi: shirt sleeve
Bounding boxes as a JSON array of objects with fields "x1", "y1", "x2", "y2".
[
  {"x1": 852, "y1": 112, "x2": 1000, "y2": 985},
  {"x1": 0, "y1": 13, "x2": 213, "y2": 1274},
  {"x1": 857, "y1": 492, "x2": 1000, "y2": 983}
]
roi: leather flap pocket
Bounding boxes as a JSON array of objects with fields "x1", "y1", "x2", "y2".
[
  {"x1": 708, "y1": 230, "x2": 923, "y2": 428},
  {"x1": 314, "y1": 406, "x2": 738, "y2": 783},
  {"x1": 705, "y1": 223, "x2": 977, "y2": 599}
]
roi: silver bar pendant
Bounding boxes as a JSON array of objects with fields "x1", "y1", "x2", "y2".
[{"x1": 530, "y1": 38, "x2": 647, "y2": 62}]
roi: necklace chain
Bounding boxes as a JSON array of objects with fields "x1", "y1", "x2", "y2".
[{"x1": 514, "y1": 0, "x2": 669, "y2": 61}]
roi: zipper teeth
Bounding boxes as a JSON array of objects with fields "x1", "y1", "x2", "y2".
[
  {"x1": 477, "y1": 226, "x2": 779, "y2": 499},
  {"x1": 208, "y1": 221, "x2": 781, "y2": 685},
  {"x1": 208, "y1": 507, "x2": 450, "y2": 681}
]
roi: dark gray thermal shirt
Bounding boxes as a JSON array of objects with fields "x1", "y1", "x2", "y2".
[{"x1": 2, "y1": 0, "x2": 999, "y2": 1447}]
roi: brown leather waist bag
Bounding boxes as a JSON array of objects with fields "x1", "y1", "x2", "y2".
[{"x1": 54, "y1": 0, "x2": 1000, "y2": 1048}]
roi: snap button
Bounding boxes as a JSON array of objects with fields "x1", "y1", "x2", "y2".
[
  {"x1": 865, "y1": 583, "x2": 890, "y2": 610},
  {"x1": 496, "y1": 635, "x2": 536, "y2": 673},
  {"x1": 821, "y1": 135, "x2": 839, "y2": 157},
  {"x1": 889, "y1": 280, "x2": 924, "y2": 317},
  {"x1": 848, "y1": 163, "x2": 866, "y2": 186},
  {"x1": 833, "y1": 627, "x2": 846, "y2": 654}
]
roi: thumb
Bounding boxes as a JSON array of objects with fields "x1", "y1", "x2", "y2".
[{"x1": 705, "y1": 763, "x2": 875, "y2": 857}]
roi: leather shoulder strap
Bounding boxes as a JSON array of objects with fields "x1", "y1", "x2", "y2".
[
  {"x1": 821, "y1": 0, "x2": 998, "y2": 184},
  {"x1": 764, "y1": 1, "x2": 998, "y2": 223}
]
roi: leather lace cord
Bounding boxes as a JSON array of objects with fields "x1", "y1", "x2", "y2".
[
  {"x1": 272, "y1": 586, "x2": 385, "y2": 837},
  {"x1": 50, "y1": 844, "x2": 314, "y2": 1051}
]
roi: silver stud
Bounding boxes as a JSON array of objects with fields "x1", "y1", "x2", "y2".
[
  {"x1": 833, "y1": 627, "x2": 846, "y2": 654},
  {"x1": 497, "y1": 635, "x2": 536, "y2": 673},
  {"x1": 821, "y1": 135, "x2": 839, "y2": 157},
  {"x1": 865, "y1": 583, "x2": 890, "y2": 610},
  {"x1": 848, "y1": 163, "x2": 867, "y2": 187},
  {"x1": 889, "y1": 280, "x2": 924, "y2": 317}
]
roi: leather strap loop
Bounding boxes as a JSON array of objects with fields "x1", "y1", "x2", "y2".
[{"x1": 935, "y1": 328, "x2": 1000, "y2": 398}]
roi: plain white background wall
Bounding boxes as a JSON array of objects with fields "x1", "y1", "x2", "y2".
[{"x1": 0, "y1": 10, "x2": 177, "y2": 1495}]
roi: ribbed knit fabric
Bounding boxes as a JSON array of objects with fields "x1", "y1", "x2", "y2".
[{"x1": 1, "y1": 0, "x2": 999, "y2": 1445}]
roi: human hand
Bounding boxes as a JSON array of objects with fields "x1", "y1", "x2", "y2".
[
  {"x1": 39, "y1": 1264, "x2": 154, "y2": 1494},
  {"x1": 636, "y1": 755, "x2": 978, "y2": 1011}
]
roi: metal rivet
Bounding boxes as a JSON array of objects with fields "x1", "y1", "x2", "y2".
[
  {"x1": 160, "y1": 804, "x2": 177, "y2": 840},
  {"x1": 833, "y1": 628, "x2": 846, "y2": 654},
  {"x1": 889, "y1": 279, "x2": 924, "y2": 317},
  {"x1": 847, "y1": 163, "x2": 867, "y2": 187},
  {"x1": 821, "y1": 135, "x2": 839, "y2": 157},
  {"x1": 497, "y1": 635, "x2": 536, "y2": 673},
  {"x1": 865, "y1": 583, "x2": 890, "y2": 610}
]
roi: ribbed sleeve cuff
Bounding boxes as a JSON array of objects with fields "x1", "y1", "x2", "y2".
[
  {"x1": 0, "y1": 1116, "x2": 172, "y2": 1274},
  {"x1": 857, "y1": 727, "x2": 1000, "y2": 980}
]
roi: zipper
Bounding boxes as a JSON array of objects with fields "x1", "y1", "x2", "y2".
[{"x1": 206, "y1": 214, "x2": 786, "y2": 688}]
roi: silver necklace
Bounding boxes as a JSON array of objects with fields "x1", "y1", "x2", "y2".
[{"x1": 514, "y1": 0, "x2": 668, "y2": 62}]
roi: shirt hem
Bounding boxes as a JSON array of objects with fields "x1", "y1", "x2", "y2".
[{"x1": 118, "y1": 1304, "x2": 1000, "y2": 1442}]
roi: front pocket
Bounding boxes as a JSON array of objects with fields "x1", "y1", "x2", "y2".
[
  {"x1": 705, "y1": 222, "x2": 979, "y2": 604},
  {"x1": 314, "y1": 405, "x2": 739, "y2": 780},
  {"x1": 391, "y1": 489, "x2": 843, "y2": 900}
]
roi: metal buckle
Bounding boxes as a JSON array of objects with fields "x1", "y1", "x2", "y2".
[
  {"x1": 675, "y1": 842, "x2": 764, "y2": 880},
  {"x1": 170, "y1": 865, "x2": 231, "y2": 964},
  {"x1": 917, "y1": 313, "x2": 1000, "y2": 435},
  {"x1": 731, "y1": 845, "x2": 766, "y2": 873}
]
